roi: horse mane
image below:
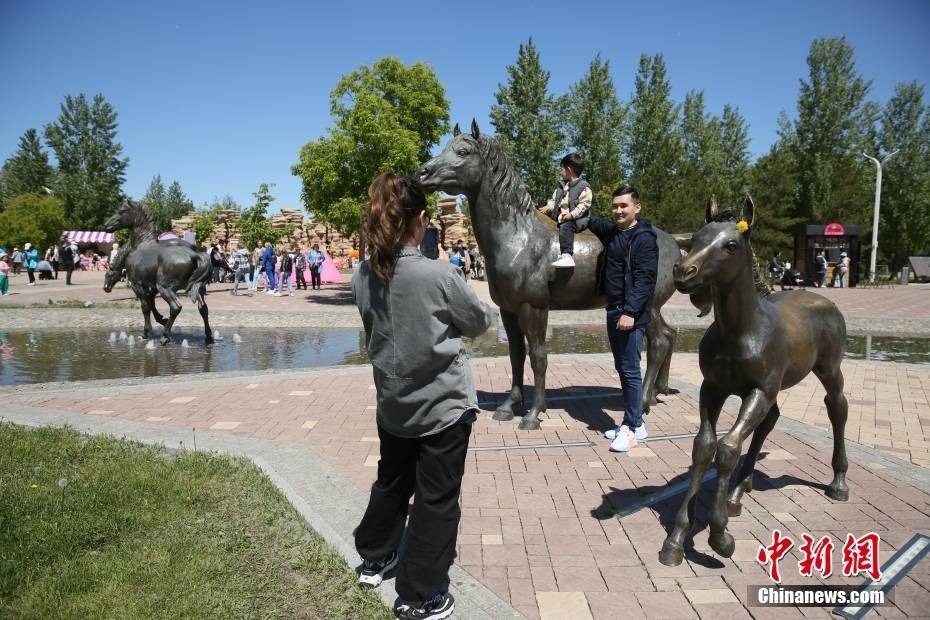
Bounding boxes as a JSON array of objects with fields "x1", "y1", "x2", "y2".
[
  {"x1": 476, "y1": 136, "x2": 535, "y2": 217},
  {"x1": 127, "y1": 200, "x2": 157, "y2": 242}
]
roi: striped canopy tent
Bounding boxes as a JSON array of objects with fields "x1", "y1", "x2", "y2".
[{"x1": 61, "y1": 231, "x2": 115, "y2": 244}]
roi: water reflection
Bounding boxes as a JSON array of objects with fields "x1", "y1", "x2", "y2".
[{"x1": 0, "y1": 327, "x2": 926, "y2": 386}]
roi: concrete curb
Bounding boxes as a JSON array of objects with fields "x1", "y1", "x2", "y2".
[{"x1": 1, "y1": 401, "x2": 523, "y2": 620}]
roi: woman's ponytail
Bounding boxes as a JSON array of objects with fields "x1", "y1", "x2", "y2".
[{"x1": 364, "y1": 173, "x2": 427, "y2": 281}]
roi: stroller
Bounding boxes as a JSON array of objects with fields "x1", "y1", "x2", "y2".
[{"x1": 779, "y1": 262, "x2": 805, "y2": 290}]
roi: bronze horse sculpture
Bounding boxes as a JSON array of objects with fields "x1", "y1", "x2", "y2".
[
  {"x1": 418, "y1": 120, "x2": 682, "y2": 430},
  {"x1": 103, "y1": 200, "x2": 215, "y2": 345},
  {"x1": 658, "y1": 196, "x2": 849, "y2": 566}
]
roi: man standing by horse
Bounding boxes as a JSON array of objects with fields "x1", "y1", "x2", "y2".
[
  {"x1": 588, "y1": 186, "x2": 659, "y2": 453},
  {"x1": 539, "y1": 153, "x2": 592, "y2": 268}
]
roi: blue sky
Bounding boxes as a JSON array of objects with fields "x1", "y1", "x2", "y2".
[{"x1": 2, "y1": 0, "x2": 928, "y2": 216}]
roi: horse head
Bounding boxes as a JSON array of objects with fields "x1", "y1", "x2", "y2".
[
  {"x1": 417, "y1": 119, "x2": 485, "y2": 196},
  {"x1": 103, "y1": 199, "x2": 141, "y2": 233},
  {"x1": 103, "y1": 268, "x2": 122, "y2": 293},
  {"x1": 673, "y1": 195, "x2": 755, "y2": 295}
]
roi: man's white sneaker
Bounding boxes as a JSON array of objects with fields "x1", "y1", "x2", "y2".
[
  {"x1": 604, "y1": 423, "x2": 647, "y2": 442},
  {"x1": 273, "y1": 292, "x2": 282, "y2": 297},
  {"x1": 552, "y1": 253, "x2": 575, "y2": 268},
  {"x1": 609, "y1": 426, "x2": 637, "y2": 452}
]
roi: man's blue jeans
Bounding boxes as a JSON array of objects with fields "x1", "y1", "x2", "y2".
[{"x1": 606, "y1": 306, "x2": 646, "y2": 429}]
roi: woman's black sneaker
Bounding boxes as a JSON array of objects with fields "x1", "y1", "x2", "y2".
[
  {"x1": 357, "y1": 551, "x2": 398, "y2": 588},
  {"x1": 394, "y1": 592, "x2": 455, "y2": 619}
]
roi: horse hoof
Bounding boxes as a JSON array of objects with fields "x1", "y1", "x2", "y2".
[
  {"x1": 518, "y1": 417, "x2": 541, "y2": 431},
  {"x1": 826, "y1": 486, "x2": 849, "y2": 502},
  {"x1": 160, "y1": 337, "x2": 171, "y2": 346},
  {"x1": 726, "y1": 501, "x2": 742, "y2": 517},
  {"x1": 658, "y1": 541, "x2": 684, "y2": 566},
  {"x1": 709, "y1": 532, "x2": 735, "y2": 558},
  {"x1": 205, "y1": 338, "x2": 215, "y2": 346},
  {"x1": 492, "y1": 408, "x2": 514, "y2": 422}
]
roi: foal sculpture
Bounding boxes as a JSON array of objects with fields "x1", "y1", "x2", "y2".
[
  {"x1": 103, "y1": 200, "x2": 215, "y2": 345},
  {"x1": 418, "y1": 121, "x2": 681, "y2": 429},
  {"x1": 658, "y1": 196, "x2": 849, "y2": 566}
]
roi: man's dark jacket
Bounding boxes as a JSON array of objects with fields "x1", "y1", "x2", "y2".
[{"x1": 588, "y1": 216, "x2": 659, "y2": 328}]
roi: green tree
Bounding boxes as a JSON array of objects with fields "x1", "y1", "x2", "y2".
[
  {"x1": 719, "y1": 105, "x2": 751, "y2": 207},
  {"x1": 0, "y1": 193, "x2": 66, "y2": 251},
  {"x1": 190, "y1": 208, "x2": 219, "y2": 245},
  {"x1": 489, "y1": 39, "x2": 564, "y2": 204},
  {"x1": 0, "y1": 129, "x2": 56, "y2": 209},
  {"x1": 627, "y1": 53, "x2": 683, "y2": 229},
  {"x1": 142, "y1": 174, "x2": 167, "y2": 227},
  {"x1": 44, "y1": 93, "x2": 128, "y2": 228},
  {"x1": 164, "y1": 181, "x2": 195, "y2": 228},
  {"x1": 239, "y1": 183, "x2": 289, "y2": 250},
  {"x1": 747, "y1": 118, "x2": 805, "y2": 262},
  {"x1": 792, "y1": 37, "x2": 877, "y2": 225},
  {"x1": 876, "y1": 82, "x2": 930, "y2": 270},
  {"x1": 672, "y1": 90, "x2": 724, "y2": 231},
  {"x1": 560, "y1": 53, "x2": 626, "y2": 215},
  {"x1": 292, "y1": 57, "x2": 450, "y2": 237}
]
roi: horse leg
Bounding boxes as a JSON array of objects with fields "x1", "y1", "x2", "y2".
[
  {"x1": 139, "y1": 295, "x2": 154, "y2": 340},
  {"x1": 726, "y1": 404, "x2": 781, "y2": 516},
  {"x1": 816, "y1": 366, "x2": 849, "y2": 501},
  {"x1": 156, "y1": 285, "x2": 183, "y2": 346},
  {"x1": 493, "y1": 308, "x2": 525, "y2": 421},
  {"x1": 642, "y1": 309, "x2": 674, "y2": 412},
  {"x1": 656, "y1": 316, "x2": 676, "y2": 396},
  {"x1": 149, "y1": 291, "x2": 168, "y2": 326},
  {"x1": 659, "y1": 381, "x2": 726, "y2": 566},
  {"x1": 517, "y1": 305, "x2": 548, "y2": 431},
  {"x1": 195, "y1": 284, "x2": 215, "y2": 345},
  {"x1": 708, "y1": 389, "x2": 775, "y2": 559}
]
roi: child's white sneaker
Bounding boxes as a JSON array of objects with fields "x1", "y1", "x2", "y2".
[{"x1": 552, "y1": 253, "x2": 575, "y2": 268}]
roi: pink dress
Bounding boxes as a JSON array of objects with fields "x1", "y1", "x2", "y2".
[{"x1": 319, "y1": 252, "x2": 343, "y2": 283}]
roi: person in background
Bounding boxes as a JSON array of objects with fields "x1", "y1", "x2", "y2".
[
  {"x1": 352, "y1": 173, "x2": 492, "y2": 620},
  {"x1": 836, "y1": 251, "x2": 850, "y2": 288},
  {"x1": 277, "y1": 249, "x2": 294, "y2": 296},
  {"x1": 815, "y1": 249, "x2": 828, "y2": 288},
  {"x1": 262, "y1": 242, "x2": 277, "y2": 294},
  {"x1": 0, "y1": 252, "x2": 10, "y2": 295},
  {"x1": 11, "y1": 248, "x2": 23, "y2": 275},
  {"x1": 251, "y1": 242, "x2": 264, "y2": 293},
  {"x1": 307, "y1": 243, "x2": 323, "y2": 290},
  {"x1": 294, "y1": 247, "x2": 308, "y2": 291},
  {"x1": 23, "y1": 243, "x2": 39, "y2": 286},
  {"x1": 60, "y1": 240, "x2": 76, "y2": 285},
  {"x1": 232, "y1": 247, "x2": 253, "y2": 296}
]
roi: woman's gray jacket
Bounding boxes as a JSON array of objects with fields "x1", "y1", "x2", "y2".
[{"x1": 351, "y1": 246, "x2": 494, "y2": 438}]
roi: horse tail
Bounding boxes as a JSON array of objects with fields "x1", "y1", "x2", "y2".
[{"x1": 187, "y1": 252, "x2": 213, "y2": 305}]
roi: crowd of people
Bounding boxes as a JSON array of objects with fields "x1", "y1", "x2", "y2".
[
  {"x1": 212, "y1": 241, "x2": 338, "y2": 298},
  {"x1": 768, "y1": 249, "x2": 852, "y2": 290},
  {"x1": 0, "y1": 238, "x2": 94, "y2": 293}
]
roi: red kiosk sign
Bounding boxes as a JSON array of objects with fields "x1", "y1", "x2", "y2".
[{"x1": 824, "y1": 223, "x2": 845, "y2": 236}]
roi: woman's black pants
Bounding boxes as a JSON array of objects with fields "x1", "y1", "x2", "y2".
[{"x1": 355, "y1": 414, "x2": 473, "y2": 604}]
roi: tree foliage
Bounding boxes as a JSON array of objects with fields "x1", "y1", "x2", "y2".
[
  {"x1": 44, "y1": 93, "x2": 128, "y2": 228},
  {"x1": 792, "y1": 37, "x2": 877, "y2": 225},
  {"x1": 747, "y1": 129, "x2": 805, "y2": 263},
  {"x1": 490, "y1": 39, "x2": 564, "y2": 204},
  {"x1": 238, "y1": 183, "x2": 289, "y2": 250},
  {"x1": 142, "y1": 175, "x2": 195, "y2": 233},
  {"x1": 292, "y1": 57, "x2": 450, "y2": 237},
  {"x1": 0, "y1": 129, "x2": 56, "y2": 210},
  {"x1": 559, "y1": 54, "x2": 626, "y2": 215},
  {"x1": 627, "y1": 54, "x2": 683, "y2": 230},
  {"x1": 0, "y1": 193, "x2": 66, "y2": 252},
  {"x1": 876, "y1": 82, "x2": 930, "y2": 270}
]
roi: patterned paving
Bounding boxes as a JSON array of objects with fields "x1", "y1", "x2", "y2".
[{"x1": 11, "y1": 353, "x2": 930, "y2": 619}]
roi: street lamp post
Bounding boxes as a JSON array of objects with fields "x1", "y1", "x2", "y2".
[{"x1": 863, "y1": 149, "x2": 898, "y2": 283}]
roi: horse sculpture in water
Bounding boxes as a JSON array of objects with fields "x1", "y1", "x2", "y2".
[
  {"x1": 418, "y1": 120, "x2": 681, "y2": 430},
  {"x1": 658, "y1": 196, "x2": 849, "y2": 566},
  {"x1": 103, "y1": 200, "x2": 215, "y2": 345}
]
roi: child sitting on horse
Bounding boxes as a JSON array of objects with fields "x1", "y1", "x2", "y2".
[{"x1": 539, "y1": 153, "x2": 592, "y2": 268}]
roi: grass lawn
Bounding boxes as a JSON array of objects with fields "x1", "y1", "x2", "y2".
[{"x1": 0, "y1": 423, "x2": 391, "y2": 619}]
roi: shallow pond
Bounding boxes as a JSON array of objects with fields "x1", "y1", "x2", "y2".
[{"x1": 0, "y1": 326, "x2": 927, "y2": 386}]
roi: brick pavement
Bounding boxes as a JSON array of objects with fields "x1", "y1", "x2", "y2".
[{"x1": 6, "y1": 353, "x2": 929, "y2": 619}]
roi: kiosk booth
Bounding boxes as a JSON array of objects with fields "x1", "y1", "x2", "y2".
[{"x1": 794, "y1": 222, "x2": 862, "y2": 287}]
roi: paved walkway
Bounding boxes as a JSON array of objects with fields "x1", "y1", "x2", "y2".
[
  {"x1": 5, "y1": 354, "x2": 929, "y2": 619},
  {"x1": 3, "y1": 271, "x2": 930, "y2": 336}
]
